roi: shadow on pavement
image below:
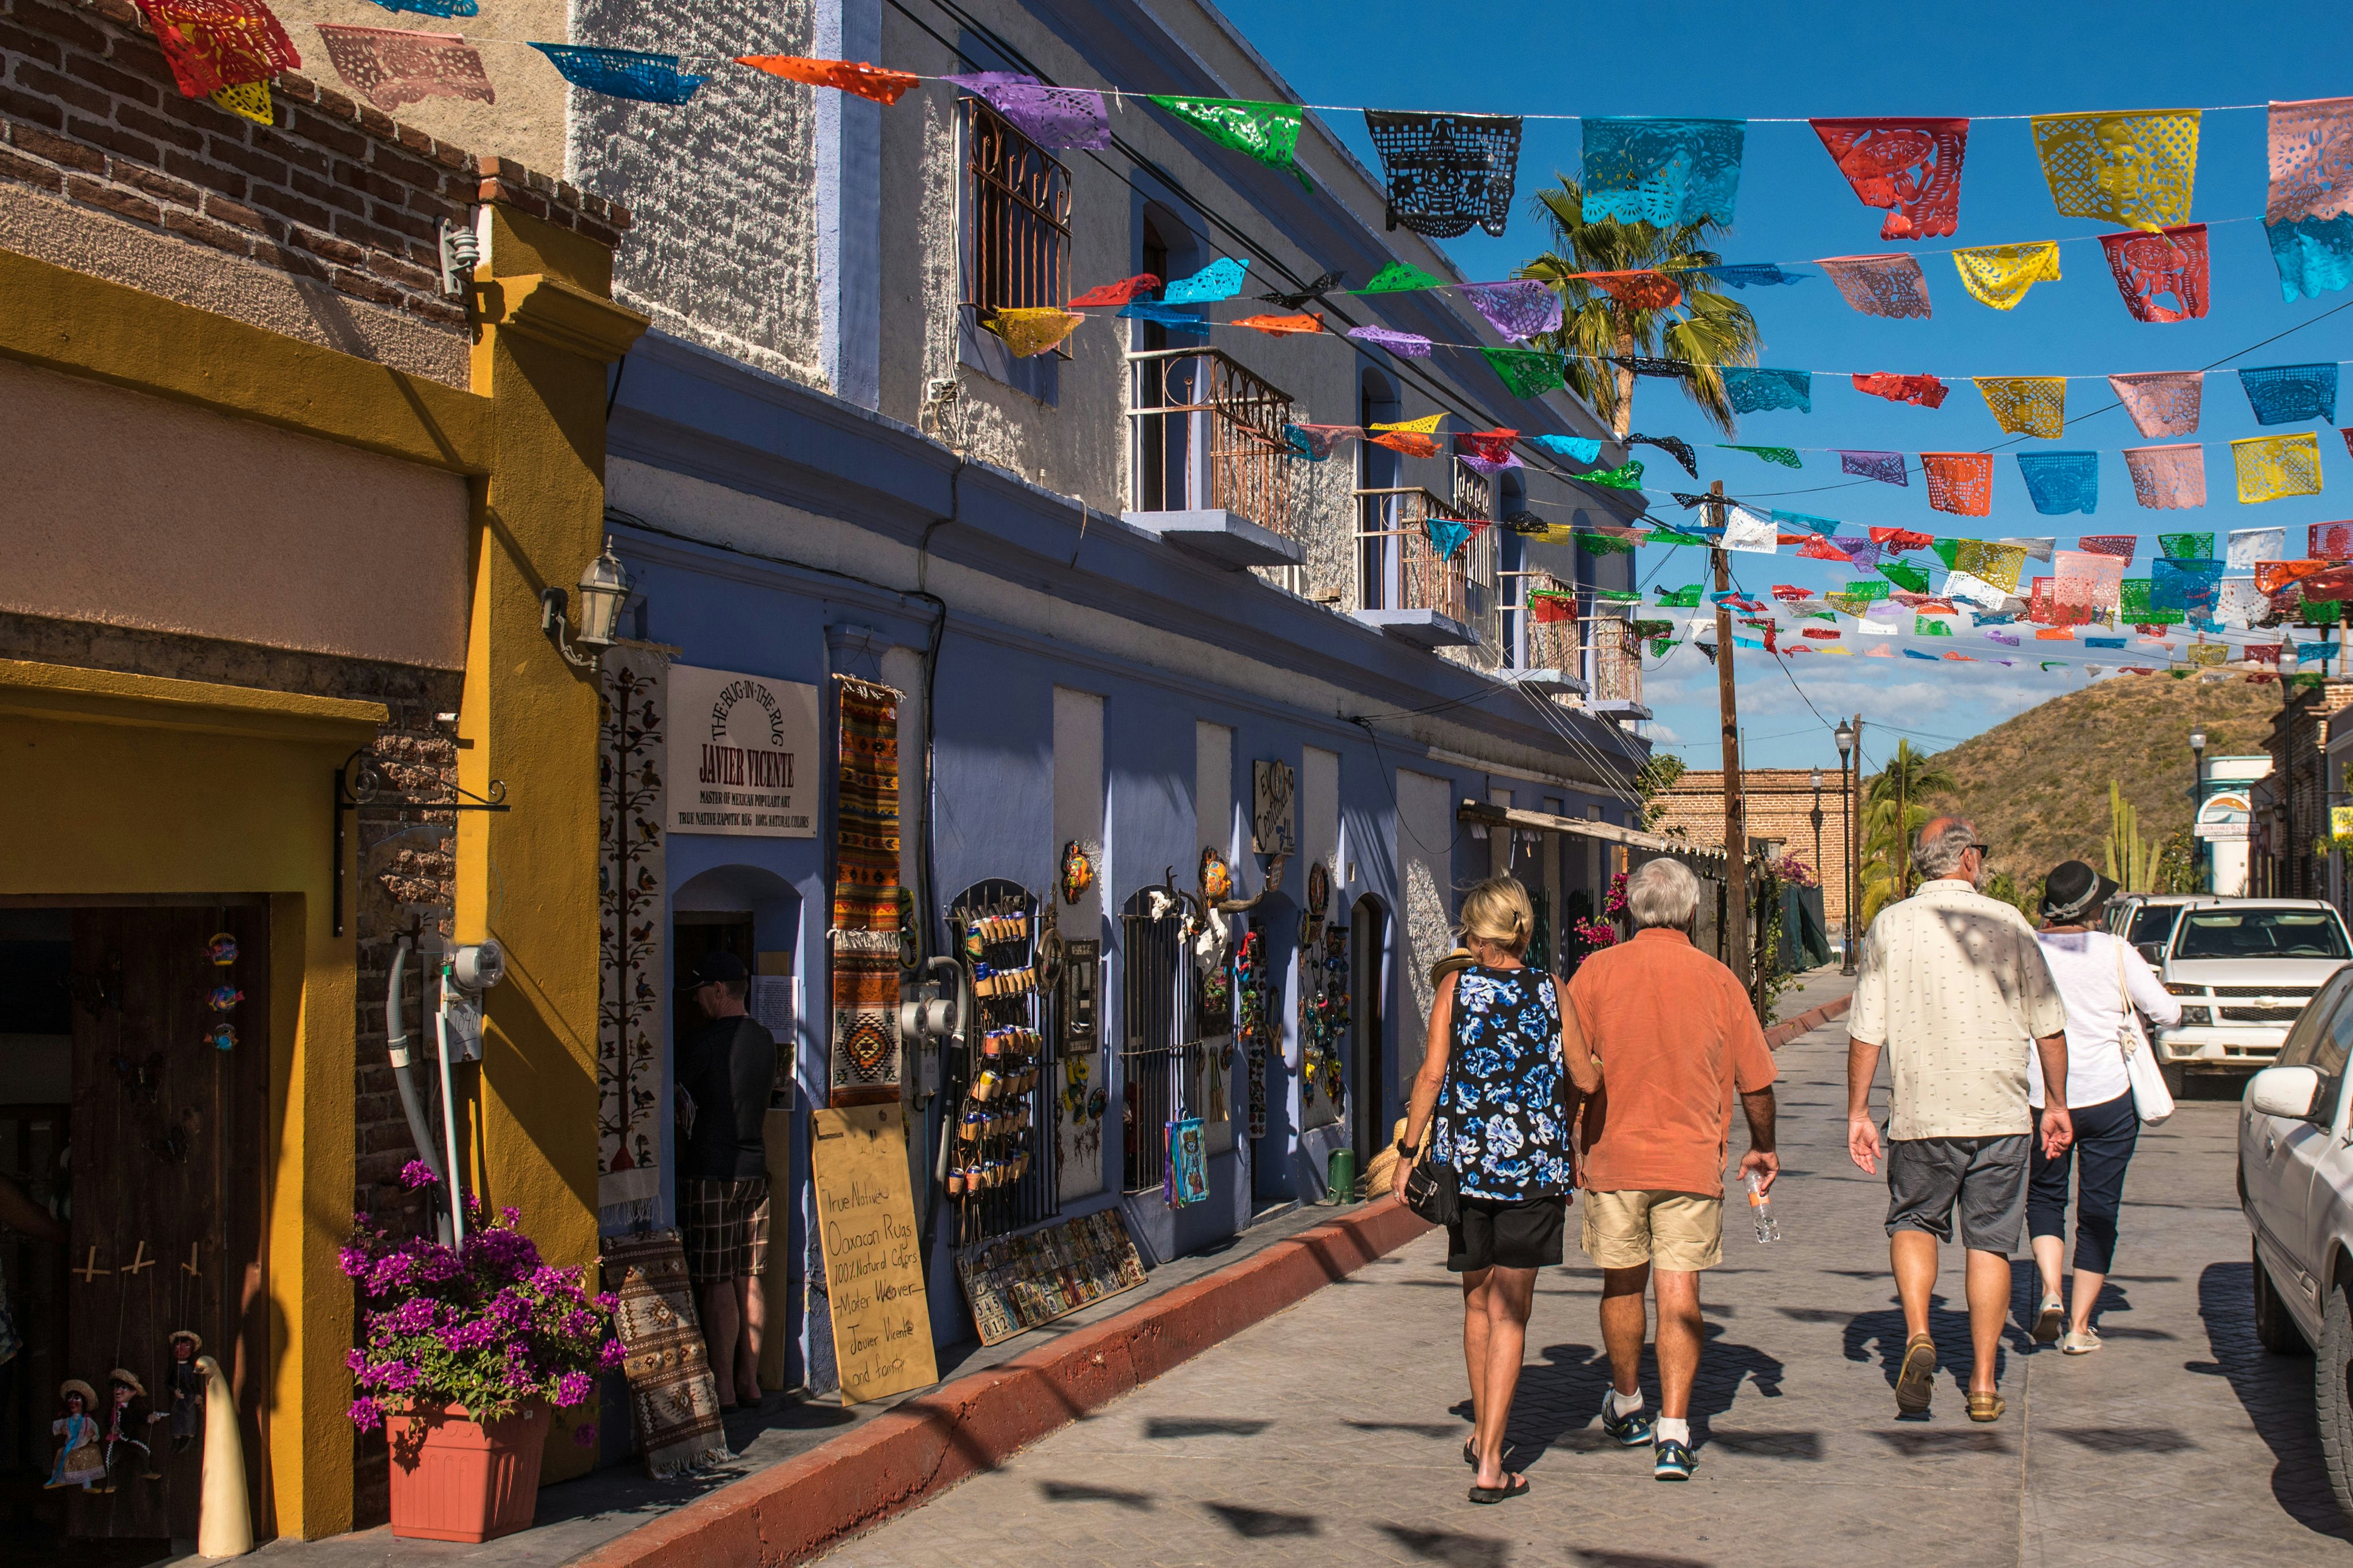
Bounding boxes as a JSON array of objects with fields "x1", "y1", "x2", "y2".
[
  {"x1": 1376, "y1": 1523, "x2": 1511, "y2": 1567},
  {"x1": 1842, "y1": 1291, "x2": 2015, "y2": 1400},
  {"x1": 2193, "y1": 1260, "x2": 2353, "y2": 1542}
]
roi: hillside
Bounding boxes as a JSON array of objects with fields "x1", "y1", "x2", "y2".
[{"x1": 1888, "y1": 675, "x2": 2279, "y2": 889}]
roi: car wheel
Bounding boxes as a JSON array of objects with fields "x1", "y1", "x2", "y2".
[
  {"x1": 2319, "y1": 1273, "x2": 2353, "y2": 1525},
  {"x1": 2160, "y1": 1062, "x2": 2187, "y2": 1098},
  {"x1": 2257, "y1": 1243, "x2": 2313, "y2": 1355}
]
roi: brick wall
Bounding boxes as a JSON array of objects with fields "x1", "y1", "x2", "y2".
[
  {"x1": 0, "y1": 0, "x2": 627, "y2": 327},
  {"x1": 1654, "y1": 768, "x2": 1858, "y2": 940}
]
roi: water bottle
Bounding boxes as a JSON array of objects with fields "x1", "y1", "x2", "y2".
[{"x1": 1746, "y1": 1170, "x2": 1780, "y2": 1243}]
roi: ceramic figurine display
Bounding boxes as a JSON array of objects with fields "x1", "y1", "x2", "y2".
[
  {"x1": 159, "y1": 1329, "x2": 204, "y2": 1451},
  {"x1": 45, "y1": 1378, "x2": 104, "y2": 1490}
]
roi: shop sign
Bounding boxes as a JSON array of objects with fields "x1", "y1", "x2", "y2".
[{"x1": 667, "y1": 664, "x2": 820, "y2": 837}]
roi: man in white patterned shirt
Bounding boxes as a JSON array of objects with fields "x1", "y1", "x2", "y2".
[{"x1": 1846, "y1": 817, "x2": 2073, "y2": 1423}]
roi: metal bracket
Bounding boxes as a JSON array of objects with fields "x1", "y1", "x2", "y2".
[{"x1": 333, "y1": 747, "x2": 509, "y2": 938}]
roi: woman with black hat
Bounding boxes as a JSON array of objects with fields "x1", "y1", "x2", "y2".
[{"x1": 2027, "y1": 860, "x2": 2181, "y2": 1353}]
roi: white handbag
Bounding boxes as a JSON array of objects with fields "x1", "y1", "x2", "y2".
[{"x1": 2115, "y1": 941, "x2": 2176, "y2": 1126}]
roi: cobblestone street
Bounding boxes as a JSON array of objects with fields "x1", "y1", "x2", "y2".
[{"x1": 824, "y1": 1013, "x2": 2353, "y2": 1567}]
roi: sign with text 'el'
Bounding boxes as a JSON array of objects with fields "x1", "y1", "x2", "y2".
[
  {"x1": 810, "y1": 1102, "x2": 938, "y2": 1405},
  {"x1": 666, "y1": 663, "x2": 820, "y2": 837}
]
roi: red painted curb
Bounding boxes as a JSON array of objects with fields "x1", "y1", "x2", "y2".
[
  {"x1": 1764, "y1": 991, "x2": 1852, "y2": 1050},
  {"x1": 573, "y1": 1197, "x2": 1434, "y2": 1568}
]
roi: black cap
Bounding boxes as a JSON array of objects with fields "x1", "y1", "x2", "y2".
[
  {"x1": 678, "y1": 950, "x2": 749, "y2": 991},
  {"x1": 2039, "y1": 860, "x2": 2119, "y2": 923}
]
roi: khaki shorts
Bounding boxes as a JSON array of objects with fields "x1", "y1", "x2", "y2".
[{"x1": 1580, "y1": 1189, "x2": 1724, "y2": 1272}]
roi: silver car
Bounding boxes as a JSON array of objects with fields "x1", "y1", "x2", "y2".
[
  {"x1": 2240, "y1": 967, "x2": 2353, "y2": 1520},
  {"x1": 2152, "y1": 899, "x2": 2353, "y2": 1095}
]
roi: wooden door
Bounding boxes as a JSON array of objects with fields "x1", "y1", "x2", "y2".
[{"x1": 64, "y1": 906, "x2": 269, "y2": 1543}]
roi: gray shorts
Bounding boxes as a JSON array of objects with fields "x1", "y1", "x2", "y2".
[{"x1": 1884, "y1": 1136, "x2": 2030, "y2": 1254}]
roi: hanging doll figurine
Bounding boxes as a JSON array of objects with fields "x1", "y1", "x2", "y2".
[
  {"x1": 104, "y1": 1368, "x2": 162, "y2": 1483},
  {"x1": 158, "y1": 1330, "x2": 204, "y2": 1453},
  {"x1": 45, "y1": 1379, "x2": 104, "y2": 1490}
]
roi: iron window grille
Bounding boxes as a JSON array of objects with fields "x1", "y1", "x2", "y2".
[
  {"x1": 1119, "y1": 898, "x2": 1206, "y2": 1194},
  {"x1": 961, "y1": 97, "x2": 1073, "y2": 351}
]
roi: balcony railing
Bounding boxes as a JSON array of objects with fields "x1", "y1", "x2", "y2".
[
  {"x1": 1591, "y1": 615, "x2": 1643, "y2": 705},
  {"x1": 1126, "y1": 348, "x2": 1297, "y2": 543},
  {"x1": 1356, "y1": 487, "x2": 1493, "y2": 628},
  {"x1": 1503, "y1": 570, "x2": 1582, "y2": 674}
]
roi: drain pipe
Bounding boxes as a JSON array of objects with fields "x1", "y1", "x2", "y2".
[
  {"x1": 433, "y1": 951, "x2": 467, "y2": 1245},
  {"x1": 384, "y1": 936, "x2": 451, "y2": 1242}
]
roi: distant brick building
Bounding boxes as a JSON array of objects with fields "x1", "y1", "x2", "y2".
[
  {"x1": 1652, "y1": 767, "x2": 1860, "y2": 947},
  {"x1": 2258, "y1": 679, "x2": 2353, "y2": 901}
]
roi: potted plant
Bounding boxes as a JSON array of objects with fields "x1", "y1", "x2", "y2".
[{"x1": 342, "y1": 1165, "x2": 623, "y2": 1543}]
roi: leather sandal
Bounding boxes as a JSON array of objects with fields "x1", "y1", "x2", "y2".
[
  {"x1": 1967, "y1": 1391, "x2": 2005, "y2": 1422},
  {"x1": 1895, "y1": 1333, "x2": 1936, "y2": 1414},
  {"x1": 1467, "y1": 1474, "x2": 1528, "y2": 1504}
]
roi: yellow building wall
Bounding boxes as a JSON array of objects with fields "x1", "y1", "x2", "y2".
[{"x1": 0, "y1": 661, "x2": 386, "y2": 1541}]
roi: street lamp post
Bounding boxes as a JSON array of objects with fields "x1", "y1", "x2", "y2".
[
  {"x1": 1835, "y1": 718, "x2": 1857, "y2": 975},
  {"x1": 2190, "y1": 727, "x2": 2207, "y2": 894}
]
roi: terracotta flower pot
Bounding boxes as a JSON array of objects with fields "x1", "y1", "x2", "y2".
[{"x1": 384, "y1": 1401, "x2": 548, "y2": 1543}]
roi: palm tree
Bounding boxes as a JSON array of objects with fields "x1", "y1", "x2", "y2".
[
  {"x1": 1856, "y1": 740, "x2": 1959, "y2": 925},
  {"x1": 1514, "y1": 177, "x2": 1764, "y2": 439}
]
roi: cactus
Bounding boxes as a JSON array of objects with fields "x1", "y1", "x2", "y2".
[{"x1": 2103, "y1": 781, "x2": 2161, "y2": 893}]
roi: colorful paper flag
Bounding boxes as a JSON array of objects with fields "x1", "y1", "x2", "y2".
[
  {"x1": 984, "y1": 308, "x2": 1084, "y2": 358},
  {"x1": 2124, "y1": 444, "x2": 2207, "y2": 509},
  {"x1": 1071, "y1": 274, "x2": 1161, "y2": 308},
  {"x1": 1461, "y1": 281, "x2": 1563, "y2": 342},
  {"x1": 315, "y1": 23, "x2": 489, "y2": 112},
  {"x1": 744, "y1": 55, "x2": 919, "y2": 104},
  {"x1": 2227, "y1": 527, "x2": 2285, "y2": 569},
  {"x1": 2100, "y1": 224, "x2": 2210, "y2": 322},
  {"x1": 1347, "y1": 325, "x2": 1432, "y2": 357},
  {"x1": 1530, "y1": 434, "x2": 1603, "y2": 463},
  {"x1": 1841, "y1": 451, "x2": 1909, "y2": 487},
  {"x1": 1581, "y1": 117, "x2": 1747, "y2": 226},
  {"x1": 134, "y1": 0, "x2": 300, "y2": 98},
  {"x1": 2108, "y1": 371, "x2": 2203, "y2": 437},
  {"x1": 2077, "y1": 535, "x2": 2138, "y2": 559},
  {"x1": 1974, "y1": 377, "x2": 2066, "y2": 439},
  {"x1": 1363, "y1": 109, "x2": 1523, "y2": 239},
  {"x1": 1819, "y1": 254, "x2": 1933, "y2": 319},
  {"x1": 1810, "y1": 117, "x2": 1968, "y2": 239},
  {"x1": 2240, "y1": 363, "x2": 2340, "y2": 426},
  {"x1": 1483, "y1": 348, "x2": 1566, "y2": 399},
  {"x1": 1231, "y1": 313, "x2": 1322, "y2": 336},
  {"x1": 2265, "y1": 98, "x2": 2353, "y2": 302},
  {"x1": 1149, "y1": 96, "x2": 1310, "y2": 188},
  {"x1": 1722, "y1": 445, "x2": 1801, "y2": 468},
  {"x1": 1852, "y1": 372, "x2": 1948, "y2": 408},
  {"x1": 1921, "y1": 452, "x2": 1994, "y2": 516},
  {"x1": 2234, "y1": 433, "x2": 2325, "y2": 503},
  {"x1": 942, "y1": 73, "x2": 1110, "y2": 148},
  {"x1": 1361, "y1": 261, "x2": 1442, "y2": 293},
  {"x1": 2016, "y1": 452, "x2": 2099, "y2": 515},
  {"x1": 2030, "y1": 109, "x2": 2200, "y2": 231},
  {"x1": 1951, "y1": 241, "x2": 2061, "y2": 310},
  {"x1": 1164, "y1": 258, "x2": 1250, "y2": 303},
  {"x1": 540, "y1": 43, "x2": 705, "y2": 104}
]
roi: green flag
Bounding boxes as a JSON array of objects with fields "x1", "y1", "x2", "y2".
[
  {"x1": 1148, "y1": 95, "x2": 1310, "y2": 188},
  {"x1": 1362, "y1": 260, "x2": 1442, "y2": 293},
  {"x1": 1878, "y1": 560, "x2": 1931, "y2": 593},
  {"x1": 1719, "y1": 445, "x2": 1801, "y2": 469},
  {"x1": 1482, "y1": 346, "x2": 1567, "y2": 399}
]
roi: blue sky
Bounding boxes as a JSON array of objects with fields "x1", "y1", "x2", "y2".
[{"x1": 1219, "y1": 0, "x2": 2353, "y2": 777}]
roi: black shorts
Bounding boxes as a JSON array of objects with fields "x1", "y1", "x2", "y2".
[{"x1": 1446, "y1": 1195, "x2": 1567, "y2": 1272}]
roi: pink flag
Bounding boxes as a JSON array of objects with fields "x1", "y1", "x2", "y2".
[
  {"x1": 2124, "y1": 443, "x2": 2207, "y2": 509},
  {"x1": 2107, "y1": 371, "x2": 2202, "y2": 437},
  {"x1": 1819, "y1": 254, "x2": 1933, "y2": 318},
  {"x1": 316, "y1": 24, "x2": 491, "y2": 112}
]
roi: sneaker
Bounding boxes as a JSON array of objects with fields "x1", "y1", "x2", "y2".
[
  {"x1": 1601, "y1": 1401, "x2": 1653, "y2": 1447},
  {"x1": 1653, "y1": 1438, "x2": 1694, "y2": 1481},
  {"x1": 2061, "y1": 1327, "x2": 2103, "y2": 1355},
  {"x1": 2032, "y1": 1296, "x2": 2065, "y2": 1344}
]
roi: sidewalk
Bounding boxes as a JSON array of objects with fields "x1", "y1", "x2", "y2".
[{"x1": 254, "y1": 1197, "x2": 1423, "y2": 1568}]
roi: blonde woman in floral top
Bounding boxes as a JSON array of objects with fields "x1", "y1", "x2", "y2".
[{"x1": 1395, "y1": 876, "x2": 1600, "y2": 1505}]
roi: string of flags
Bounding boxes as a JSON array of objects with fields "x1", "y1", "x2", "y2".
[{"x1": 128, "y1": 5, "x2": 2353, "y2": 307}]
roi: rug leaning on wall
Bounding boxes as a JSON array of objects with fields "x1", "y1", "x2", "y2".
[
  {"x1": 599, "y1": 647, "x2": 668, "y2": 1229},
  {"x1": 600, "y1": 1229, "x2": 729, "y2": 1478},
  {"x1": 829, "y1": 674, "x2": 905, "y2": 1107}
]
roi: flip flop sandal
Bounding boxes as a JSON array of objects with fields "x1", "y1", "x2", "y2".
[
  {"x1": 1967, "y1": 1391, "x2": 2005, "y2": 1422},
  {"x1": 1467, "y1": 1475, "x2": 1528, "y2": 1504},
  {"x1": 1895, "y1": 1333, "x2": 1937, "y2": 1414},
  {"x1": 1464, "y1": 1439, "x2": 1513, "y2": 1467}
]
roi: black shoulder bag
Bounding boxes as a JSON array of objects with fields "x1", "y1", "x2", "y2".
[{"x1": 1403, "y1": 1000, "x2": 1461, "y2": 1227}]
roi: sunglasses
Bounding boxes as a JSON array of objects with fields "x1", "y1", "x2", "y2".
[{"x1": 1964, "y1": 841, "x2": 1994, "y2": 858}]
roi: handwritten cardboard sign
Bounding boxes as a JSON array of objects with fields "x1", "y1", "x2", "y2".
[{"x1": 810, "y1": 1102, "x2": 938, "y2": 1405}]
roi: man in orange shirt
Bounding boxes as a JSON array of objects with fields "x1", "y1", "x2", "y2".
[{"x1": 1567, "y1": 856, "x2": 1779, "y2": 1482}]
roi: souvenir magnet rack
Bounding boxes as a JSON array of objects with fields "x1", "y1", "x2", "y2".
[{"x1": 943, "y1": 879, "x2": 1060, "y2": 1246}]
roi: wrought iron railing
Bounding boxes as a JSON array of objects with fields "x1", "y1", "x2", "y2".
[
  {"x1": 1591, "y1": 615, "x2": 1643, "y2": 704},
  {"x1": 1126, "y1": 349, "x2": 1297, "y2": 543},
  {"x1": 1355, "y1": 487, "x2": 1493, "y2": 631},
  {"x1": 1503, "y1": 569, "x2": 1581, "y2": 673}
]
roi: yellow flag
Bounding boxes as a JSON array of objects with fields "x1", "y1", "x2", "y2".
[
  {"x1": 1953, "y1": 540, "x2": 2030, "y2": 592},
  {"x1": 1371, "y1": 413, "x2": 1444, "y2": 434},
  {"x1": 985, "y1": 308, "x2": 1085, "y2": 358},
  {"x1": 1951, "y1": 242, "x2": 2061, "y2": 310},
  {"x1": 210, "y1": 79, "x2": 275, "y2": 126},
  {"x1": 2233, "y1": 432, "x2": 2324, "y2": 503},
  {"x1": 1974, "y1": 377, "x2": 2068, "y2": 440},
  {"x1": 1822, "y1": 644, "x2": 1854, "y2": 655},
  {"x1": 2028, "y1": 110, "x2": 2200, "y2": 231}
]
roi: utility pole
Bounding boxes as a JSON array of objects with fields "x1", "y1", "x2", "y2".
[
  {"x1": 1842, "y1": 714, "x2": 1863, "y2": 976},
  {"x1": 1708, "y1": 478, "x2": 1750, "y2": 996}
]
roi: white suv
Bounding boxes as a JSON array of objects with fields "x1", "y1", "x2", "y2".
[
  {"x1": 2152, "y1": 899, "x2": 2352, "y2": 1095},
  {"x1": 2241, "y1": 966, "x2": 2353, "y2": 1520}
]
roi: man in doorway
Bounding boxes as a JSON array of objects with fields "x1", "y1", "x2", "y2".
[
  {"x1": 676, "y1": 950, "x2": 777, "y2": 1409},
  {"x1": 1568, "y1": 856, "x2": 1778, "y2": 1481},
  {"x1": 1846, "y1": 817, "x2": 2072, "y2": 1422}
]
